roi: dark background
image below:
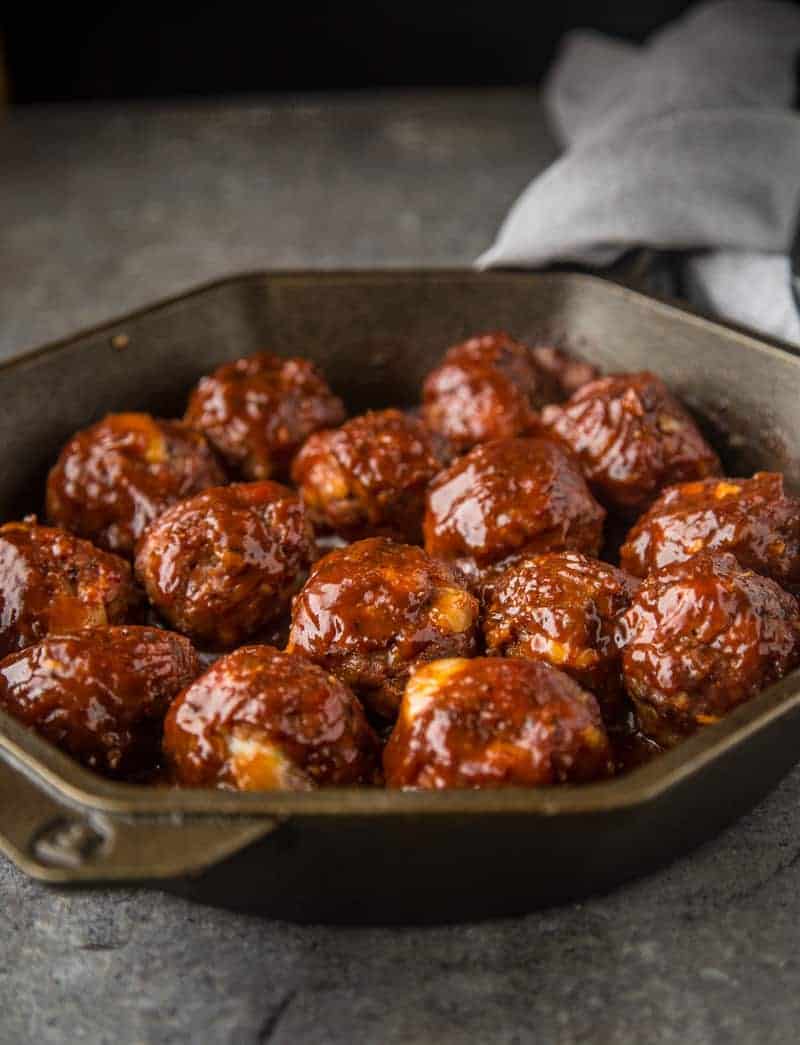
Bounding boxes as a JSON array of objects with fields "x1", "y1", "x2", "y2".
[{"x1": 1, "y1": 1, "x2": 701, "y2": 103}]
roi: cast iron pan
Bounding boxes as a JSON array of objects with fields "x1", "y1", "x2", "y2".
[{"x1": 0, "y1": 269, "x2": 799, "y2": 924}]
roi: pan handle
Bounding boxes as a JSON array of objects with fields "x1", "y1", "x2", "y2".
[{"x1": 0, "y1": 752, "x2": 278, "y2": 884}]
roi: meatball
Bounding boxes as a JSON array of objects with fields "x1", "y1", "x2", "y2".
[
  {"x1": 184, "y1": 351, "x2": 346, "y2": 480},
  {"x1": 423, "y1": 437, "x2": 605, "y2": 586},
  {"x1": 383, "y1": 657, "x2": 613, "y2": 789},
  {"x1": 620, "y1": 551, "x2": 800, "y2": 747},
  {"x1": 163, "y1": 645, "x2": 380, "y2": 790},
  {"x1": 135, "y1": 481, "x2": 316, "y2": 649},
  {"x1": 0, "y1": 520, "x2": 143, "y2": 658},
  {"x1": 540, "y1": 372, "x2": 721, "y2": 515},
  {"x1": 530, "y1": 345, "x2": 599, "y2": 398},
  {"x1": 286, "y1": 538, "x2": 479, "y2": 719},
  {"x1": 620, "y1": 473, "x2": 800, "y2": 594},
  {"x1": 422, "y1": 332, "x2": 560, "y2": 456},
  {"x1": 291, "y1": 409, "x2": 441, "y2": 543},
  {"x1": 46, "y1": 413, "x2": 225, "y2": 557},
  {"x1": 0, "y1": 626, "x2": 198, "y2": 777},
  {"x1": 483, "y1": 552, "x2": 639, "y2": 719}
]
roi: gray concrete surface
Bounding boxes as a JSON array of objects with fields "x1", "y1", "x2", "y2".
[
  {"x1": 0, "y1": 90, "x2": 555, "y2": 358},
  {"x1": 1, "y1": 90, "x2": 800, "y2": 1044}
]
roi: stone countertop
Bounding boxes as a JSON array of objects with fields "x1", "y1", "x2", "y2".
[
  {"x1": 0, "y1": 89, "x2": 555, "y2": 358},
  {"x1": 2, "y1": 90, "x2": 800, "y2": 1045}
]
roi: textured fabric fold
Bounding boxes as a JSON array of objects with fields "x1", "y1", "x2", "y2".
[{"x1": 478, "y1": 1, "x2": 800, "y2": 345}]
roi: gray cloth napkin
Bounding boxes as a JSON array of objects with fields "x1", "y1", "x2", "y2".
[{"x1": 478, "y1": 0, "x2": 800, "y2": 346}]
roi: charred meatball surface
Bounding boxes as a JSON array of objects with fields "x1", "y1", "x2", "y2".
[
  {"x1": 292, "y1": 409, "x2": 441, "y2": 543},
  {"x1": 620, "y1": 473, "x2": 800, "y2": 593},
  {"x1": 384, "y1": 657, "x2": 612, "y2": 789},
  {"x1": 540, "y1": 372, "x2": 721, "y2": 515},
  {"x1": 0, "y1": 626, "x2": 198, "y2": 777},
  {"x1": 164, "y1": 645, "x2": 380, "y2": 790},
  {"x1": 483, "y1": 552, "x2": 639, "y2": 719},
  {"x1": 46, "y1": 413, "x2": 225, "y2": 557},
  {"x1": 135, "y1": 481, "x2": 316, "y2": 650},
  {"x1": 424, "y1": 437, "x2": 605, "y2": 586},
  {"x1": 287, "y1": 538, "x2": 479, "y2": 719},
  {"x1": 185, "y1": 351, "x2": 346, "y2": 480},
  {"x1": 0, "y1": 520, "x2": 142, "y2": 658},
  {"x1": 422, "y1": 332, "x2": 560, "y2": 456},
  {"x1": 620, "y1": 551, "x2": 800, "y2": 746}
]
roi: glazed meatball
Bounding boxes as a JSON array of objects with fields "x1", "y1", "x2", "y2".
[
  {"x1": 540, "y1": 372, "x2": 721, "y2": 515},
  {"x1": 0, "y1": 626, "x2": 198, "y2": 777},
  {"x1": 383, "y1": 657, "x2": 613, "y2": 789},
  {"x1": 185, "y1": 351, "x2": 346, "y2": 480},
  {"x1": 46, "y1": 413, "x2": 225, "y2": 557},
  {"x1": 530, "y1": 345, "x2": 599, "y2": 398},
  {"x1": 135, "y1": 481, "x2": 316, "y2": 649},
  {"x1": 620, "y1": 473, "x2": 800, "y2": 594},
  {"x1": 287, "y1": 538, "x2": 479, "y2": 719},
  {"x1": 422, "y1": 332, "x2": 560, "y2": 456},
  {"x1": 163, "y1": 645, "x2": 380, "y2": 790},
  {"x1": 424, "y1": 437, "x2": 605, "y2": 586},
  {"x1": 620, "y1": 551, "x2": 800, "y2": 747},
  {"x1": 0, "y1": 520, "x2": 143, "y2": 658},
  {"x1": 483, "y1": 552, "x2": 639, "y2": 719},
  {"x1": 292, "y1": 409, "x2": 441, "y2": 543}
]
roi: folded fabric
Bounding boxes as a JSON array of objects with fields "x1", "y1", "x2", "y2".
[{"x1": 478, "y1": 1, "x2": 800, "y2": 346}]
